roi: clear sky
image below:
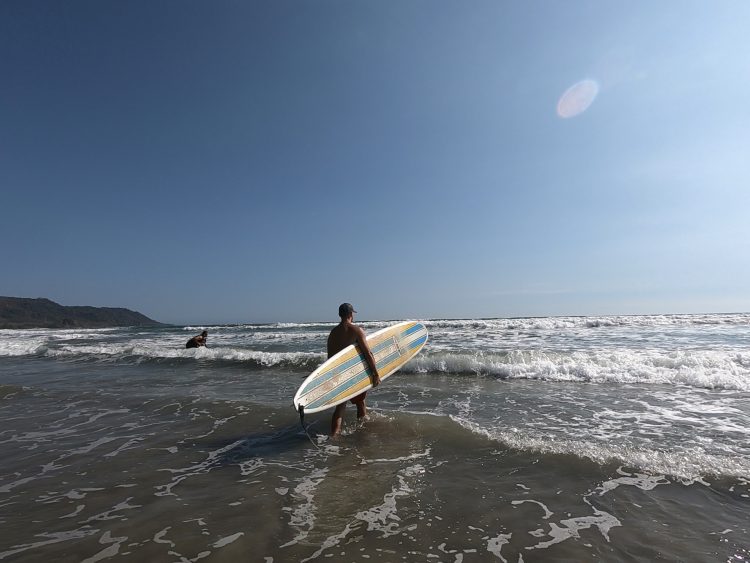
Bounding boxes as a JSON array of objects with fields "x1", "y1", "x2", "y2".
[{"x1": 2, "y1": 1, "x2": 749, "y2": 324}]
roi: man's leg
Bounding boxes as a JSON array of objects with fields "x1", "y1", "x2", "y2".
[
  {"x1": 354, "y1": 399, "x2": 367, "y2": 419},
  {"x1": 331, "y1": 402, "x2": 346, "y2": 436}
]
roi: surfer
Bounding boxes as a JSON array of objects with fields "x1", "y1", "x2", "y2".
[
  {"x1": 186, "y1": 330, "x2": 208, "y2": 349},
  {"x1": 329, "y1": 303, "x2": 381, "y2": 436}
]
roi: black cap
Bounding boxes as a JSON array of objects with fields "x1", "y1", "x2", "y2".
[{"x1": 338, "y1": 303, "x2": 356, "y2": 317}]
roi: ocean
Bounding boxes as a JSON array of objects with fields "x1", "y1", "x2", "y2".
[{"x1": 1, "y1": 314, "x2": 748, "y2": 562}]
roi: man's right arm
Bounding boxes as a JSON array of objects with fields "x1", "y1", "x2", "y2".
[{"x1": 355, "y1": 327, "x2": 380, "y2": 387}]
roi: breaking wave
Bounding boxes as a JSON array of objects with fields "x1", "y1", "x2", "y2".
[{"x1": 405, "y1": 349, "x2": 750, "y2": 391}]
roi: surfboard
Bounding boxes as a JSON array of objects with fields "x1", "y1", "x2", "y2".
[{"x1": 293, "y1": 321, "x2": 428, "y2": 414}]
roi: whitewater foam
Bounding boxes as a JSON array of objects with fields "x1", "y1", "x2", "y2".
[
  {"x1": 38, "y1": 343, "x2": 325, "y2": 368},
  {"x1": 422, "y1": 313, "x2": 750, "y2": 331},
  {"x1": 406, "y1": 349, "x2": 750, "y2": 390},
  {"x1": 449, "y1": 415, "x2": 750, "y2": 479}
]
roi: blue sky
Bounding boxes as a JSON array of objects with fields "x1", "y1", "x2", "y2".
[{"x1": 2, "y1": 1, "x2": 749, "y2": 324}]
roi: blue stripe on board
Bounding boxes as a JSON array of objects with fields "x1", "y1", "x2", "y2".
[
  {"x1": 402, "y1": 323, "x2": 424, "y2": 338},
  {"x1": 402, "y1": 330, "x2": 427, "y2": 351},
  {"x1": 300, "y1": 336, "x2": 398, "y2": 396},
  {"x1": 300, "y1": 354, "x2": 360, "y2": 395},
  {"x1": 306, "y1": 374, "x2": 366, "y2": 410},
  {"x1": 299, "y1": 323, "x2": 427, "y2": 403},
  {"x1": 306, "y1": 349, "x2": 403, "y2": 409},
  {"x1": 304, "y1": 347, "x2": 401, "y2": 407},
  {"x1": 300, "y1": 338, "x2": 394, "y2": 396},
  {"x1": 310, "y1": 328, "x2": 427, "y2": 407},
  {"x1": 407, "y1": 334, "x2": 428, "y2": 350}
]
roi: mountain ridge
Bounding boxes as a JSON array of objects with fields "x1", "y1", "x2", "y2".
[{"x1": 0, "y1": 297, "x2": 163, "y2": 329}]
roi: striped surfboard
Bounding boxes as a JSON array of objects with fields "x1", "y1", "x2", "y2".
[{"x1": 293, "y1": 321, "x2": 428, "y2": 414}]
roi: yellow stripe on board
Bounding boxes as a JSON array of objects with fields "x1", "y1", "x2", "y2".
[
  {"x1": 327, "y1": 339, "x2": 426, "y2": 405},
  {"x1": 293, "y1": 321, "x2": 429, "y2": 413},
  {"x1": 330, "y1": 378, "x2": 370, "y2": 404},
  {"x1": 316, "y1": 327, "x2": 403, "y2": 380},
  {"x1": 315, "y1": 327, "x2": 405, "y2": 380}
]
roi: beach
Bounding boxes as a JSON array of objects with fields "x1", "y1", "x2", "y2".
[{"x1": 1, "y1": 314, "x2": 749, "y2": 561}]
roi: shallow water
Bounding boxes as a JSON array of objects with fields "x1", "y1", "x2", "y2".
[{"x1": 1, "y1": 314, "x2": 749, "y2": 561}]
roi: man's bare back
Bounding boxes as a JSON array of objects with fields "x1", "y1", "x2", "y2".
[{"x1": 327, "y1": 322, "x2": 365, "y2": 358}]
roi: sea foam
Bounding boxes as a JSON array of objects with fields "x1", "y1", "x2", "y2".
[
  {"x1": 449, "y1": 415, "x2": 750, "y2": 479},
  {"x1": 406, "y1": 349, "x2": 750, "y2": 391}
]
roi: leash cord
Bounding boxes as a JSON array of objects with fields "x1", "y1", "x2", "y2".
[{"x1": 298, "y1": 405, "x2": 321, "y2": 451}]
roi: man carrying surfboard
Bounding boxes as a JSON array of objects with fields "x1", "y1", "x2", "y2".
[{"x1": 329, "y1": 303, "x2": 381, "y2": 436}]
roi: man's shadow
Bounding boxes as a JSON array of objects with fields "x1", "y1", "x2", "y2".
[{"x1": 199, "y1": 418, "x2": 326, "y2": 466}]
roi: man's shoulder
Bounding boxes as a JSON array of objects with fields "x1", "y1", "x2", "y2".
[
  {"x1": 349, "y1": 324, "x2": 367, "y2": 340},
  {"x1": 329, "y1": 322, "x2": 363, "y2": 341}
]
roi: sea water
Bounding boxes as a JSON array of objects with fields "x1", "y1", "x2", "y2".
[{"x1": 0, "y1": 314, "x2": 748, "y2": 561}]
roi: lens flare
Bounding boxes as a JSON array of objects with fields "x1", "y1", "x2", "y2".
[{"x1": 556, "y1": 79, "x2": 599, "y2": 118}]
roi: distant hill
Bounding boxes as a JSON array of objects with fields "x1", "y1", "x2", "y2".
[{"x1": 0, "y1": 297, "x2": 163, "y2": 329}]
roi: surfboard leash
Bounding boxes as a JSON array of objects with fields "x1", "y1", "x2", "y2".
[{"x1": 298, "y1": 405, "x2": 321, "y2": 451}]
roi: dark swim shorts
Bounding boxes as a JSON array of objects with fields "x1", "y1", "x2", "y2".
[{"x1": 350, "y1": 392, "x2": 367, "y2": 404}]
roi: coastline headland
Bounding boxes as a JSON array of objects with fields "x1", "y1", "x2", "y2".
[{"x1": 0, "y1": 296, "x2": 163, "y2": 329}]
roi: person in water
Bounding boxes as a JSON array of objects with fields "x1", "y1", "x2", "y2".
[
  {"x1": 186, "y1": 330, "x2": 208, "y2": 349},
  {"x1": 328, "y1": 303, "x2": 381, "y2": 436}
]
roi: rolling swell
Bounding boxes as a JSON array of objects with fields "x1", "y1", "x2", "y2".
[
  {"x1": 0, "y1": 342, "x2": 324, "y2": 371},
  {"x1": 404, "y1": 349, "x2": 750, "y2": 391},
  {"x1": 421, "y1": 312, "x2": 750, "y2": 330},
  {"x1": 3, "y1": 337, "x2": 750, "y2": 391}
]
